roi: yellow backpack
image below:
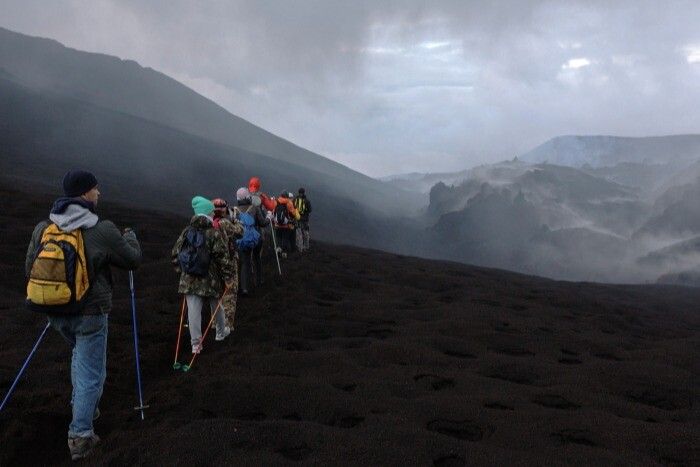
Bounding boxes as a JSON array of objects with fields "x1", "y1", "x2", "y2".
[
  {"x1": 26, "y1": 223, "x2": 90, "y2": 313},
  {"x1": 294, "y1": 197, "x2": 307, "y2": 215}
]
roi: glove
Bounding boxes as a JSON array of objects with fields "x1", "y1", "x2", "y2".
[{"x1": 266, "y1": 211, "x2": 273, "y2": 221}]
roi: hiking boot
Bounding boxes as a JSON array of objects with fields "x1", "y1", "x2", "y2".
[
  {"x1": 215, "y1": 326, "x2": 231, "y2": 341},
  {"x1": 68, "y1": 434, "x2": 100, "y2": 461}
]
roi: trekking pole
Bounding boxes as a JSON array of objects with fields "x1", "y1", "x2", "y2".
[
  {"x1": 181, "y1": 287, "x2": 229, "y2": 372},
  {"x1": 172, "y1": 296, "x2": 187, "y2": 370},
  {"x1": 269, "y1": 223, "x2": 282, "y2": 276},
  {"x1": 0, "y1": 321, "x2": 51, "y2": 413},
  {"x1": 129, "y1": 271, "x2": 149, "y2": 420}
]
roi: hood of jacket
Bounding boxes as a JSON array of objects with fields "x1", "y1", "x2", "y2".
[
  {"x1": 190, "y1": 214, "x2": 214, "y2": 229},
  {"x1": 49, "y1": 197, "x2": 99, "y2": 231}
]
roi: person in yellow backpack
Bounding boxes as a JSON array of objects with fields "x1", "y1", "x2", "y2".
[
  {"x1": 293, "y1": 187, "x2": 312, "y2": 253},
  {"x1": 25, "y1": 170, "x2": 141, "y2": 461}
]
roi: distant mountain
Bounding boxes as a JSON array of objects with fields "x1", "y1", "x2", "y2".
[
  {"x1": 429, "y1": 162, "x2": 645, "y2": 231},
  {"x1": 385, "y1": 135, "x2": 700, "y2": 200},
  {"x1": 633, "y1": 176, "x2": 700, "y2": 239},
  {"x1": 520, "y1": 134, "x2": 700, "y2": 169},
  {"x1": 389, "y1": 133, "x2": 700, "y2": 282},
  {"x1": 579, "y1": 162, "x2": 675, "y2": 197},
  {"x1": 379, "y1": 168, "x2": 473, "y2": 194},
  {"x1": 424, "y1": 163, "x2": 649, "y2": 280},
  {"x1": 429, "y1": 187, "x2": 542, "y2": 270}
]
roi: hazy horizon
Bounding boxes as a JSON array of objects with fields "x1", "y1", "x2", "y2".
[{"x1": 2, "y1": 0, "x2": 700, "y2": 177}]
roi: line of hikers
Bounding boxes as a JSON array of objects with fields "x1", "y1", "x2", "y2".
[
  {"x1": 173, "y1": 177, "x2": 313, "y2": 355},
  {"x1": 20, "y1": 170, "x2": 312, "y2": 460}
]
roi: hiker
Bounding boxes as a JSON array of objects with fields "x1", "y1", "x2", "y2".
[
  {"x1": 273, "y1": 191, "x2": 300, "y2": 257},
  {"x1": 287, "y1": 192, "x2": 298, "y2": 253},
  {"x1": 235, "y1": 187, "x2": 268, "y2": 294},
  {"x1": 212, "y1": 198, "x2": 243, "y2": 329},
  {"x1": 293, "y1": 187, "x2": 312, "y2": 253},
  {"x1": 171, "y1": 196, "x2": 235, "y2": 354},
  {"x1": 248, "y1": 176, "x2": 277, "y2": 213},
  {"x1": 247, "y1": 176, "x2": 276, "y2": 259},
  {"x1": 25, "y1": 170, "x2": 141, "y2": 461}
]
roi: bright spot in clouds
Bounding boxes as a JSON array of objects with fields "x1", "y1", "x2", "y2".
[
  {"x1": 365, "y1": 46, "x2": 405, "y2": 55},
  {"x1": 562, "y1": 58, "x2": 591, "y2": 70},
  {"x1": 421, "y1": 41, "x2": 452, "y2": 50},
  {"x1": 685, "y1": 45, "x2": 700, "y2": 63}
]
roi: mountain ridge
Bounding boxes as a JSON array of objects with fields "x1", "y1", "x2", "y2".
[{"x1": 0, "y1": 26, "x2": 404, "y2": 210}]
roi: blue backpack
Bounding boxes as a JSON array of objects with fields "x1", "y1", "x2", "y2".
[
  {"x1": 236, "y1": 212, "x2": 261, "y2": 251},
  {"x1": 178, "y1": 227, "x2": 211, "y2": 277}
]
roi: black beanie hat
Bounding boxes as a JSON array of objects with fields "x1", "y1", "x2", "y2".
[
  {"x1": 298, "y1": 187, "x2": 305, "y2": 194},
  {"x1": 63, "y1": 170, "x2": 98, "y2": 197}
]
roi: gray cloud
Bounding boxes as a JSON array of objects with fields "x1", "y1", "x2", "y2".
[{"x1": 2, "y1": 0, "x2": 699, "y2": 176}]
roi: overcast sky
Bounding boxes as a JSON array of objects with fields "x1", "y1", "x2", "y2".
[{"x1": 2, "y1": 0, "x2": 700, "y2": 176}]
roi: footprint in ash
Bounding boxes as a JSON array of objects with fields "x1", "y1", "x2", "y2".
[
  {"x1": 414, "y1": 374, "x2": 456, "y2": 391},
  {"x1": 427, "y1": 419, "x2": 489, "y2": 441},
  {"x1": 275, "y1": 444, "x2": 313, "y2": 461},
  {"x1": 551, "y1": 429, "x2": 597, "y2": 447},
  {"x1": 433, "y1": 454, "x2": 466, "y2": 466},
  {"x1": 532, "y1": 394, "x2": 580, "y2": 410}
]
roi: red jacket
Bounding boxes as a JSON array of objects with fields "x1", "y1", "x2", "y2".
[
  {"x1": 248, "y1": 177, "x2": 276, "y2": 212},
  {"x1": 259, "y1": 193, "x2": 277, "y2": 212}
]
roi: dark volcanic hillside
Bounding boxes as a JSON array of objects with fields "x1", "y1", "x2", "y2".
[
  {"x1": 0, "y1": 27, "x2": 395, "y2": 205},
  {"x1": 0, "y1": 76, "x2": 421, "y2": 255},
  {"x1": 0, "y1": 27, "x2": 420, "y2": 256},
  {"x1": 1, "y1": 184, "x2": 698, "y2": 465}
]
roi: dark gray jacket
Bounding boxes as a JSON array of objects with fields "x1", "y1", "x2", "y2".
[{"x1": 26, "y1": 202, "x2": 141, "y2": 314}]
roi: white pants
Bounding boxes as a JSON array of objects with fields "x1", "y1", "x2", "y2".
[{"x1": 185, "y1": 294, "x2": 226, "y2": 347}]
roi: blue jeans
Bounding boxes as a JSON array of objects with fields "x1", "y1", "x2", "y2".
[{"x1": 48, "y1": 314, "x2": 108, "y2": 438}]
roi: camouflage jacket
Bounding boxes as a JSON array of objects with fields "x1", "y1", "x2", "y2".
[
  {"x1": 215, "y1": 217, "x2": 244, "y2": 261},
  {"x1": 171, "y1": 215, "x2": 234, "y2": 297}
]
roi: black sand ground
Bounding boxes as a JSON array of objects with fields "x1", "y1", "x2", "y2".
[{"x1": 0, "y1": 185, "x2": 699, "y2": 466}]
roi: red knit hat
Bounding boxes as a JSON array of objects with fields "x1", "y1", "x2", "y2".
[{"x1": 248, "y1": 177, "x2": 261, "y2": 194}]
